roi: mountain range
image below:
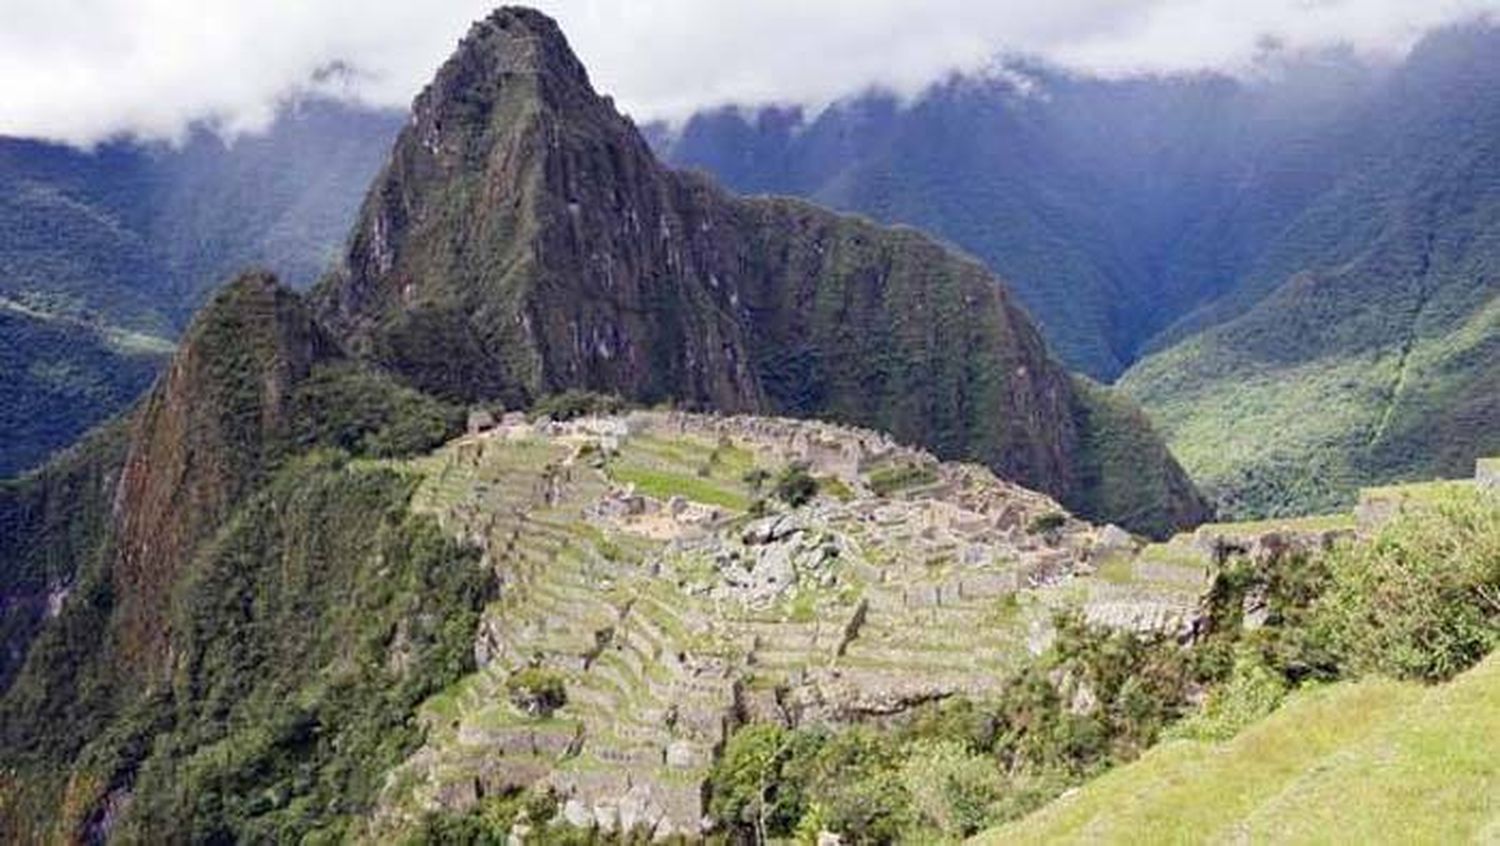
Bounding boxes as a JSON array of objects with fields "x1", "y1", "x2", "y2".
[
  {"x1": 1, "y1": 6, "x2": 1497, "y2": 842},
  {"x1": 654, "y1": 25, "x2": 1500, "y2": 517},
  {"x1": 4, "y1": 21, "x2": 1496, "y2": 520},
  {"x1": 0, "y1": 101, "x2": 400, "y2": 475}
]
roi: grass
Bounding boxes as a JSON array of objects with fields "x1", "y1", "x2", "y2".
[
  {"x1": 979, "y1": 653, "x2": 1500, "y2": 844},
  {"x1": 1196, "y1": 511, "x2": 1356, "y2": 535},
  {"x1": 867, "y1": 463, "x2": 939, "y2": 496},
  {"x1": 605, "y1": 435, "x2": 757, "y2": 511},
  {"x1": 1359, "y1": 478, "x2": 1475, "y2": 505},
  {"x1": 1093, "y1": 553, "x2": 1137, "y2": 585},
  {"x1": 608, "y1": 462, "x2": 751, "y2": 510}
]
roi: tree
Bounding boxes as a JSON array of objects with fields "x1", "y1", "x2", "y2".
[{"x1": 774, "y1": 464, "x2": 819, "y2": 508}]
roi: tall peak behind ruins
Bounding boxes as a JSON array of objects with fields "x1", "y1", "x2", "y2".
[{"x1": 314, "y1": 6, "x2": 1208, "y2": 536}]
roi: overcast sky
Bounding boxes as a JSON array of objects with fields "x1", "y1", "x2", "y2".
[{"x1": 2, "y1": 0, "x2": 1496, "y2": 146}]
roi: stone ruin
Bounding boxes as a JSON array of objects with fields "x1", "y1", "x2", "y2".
[
  {"x1": 379, "y1": 410, "x2": 1213, "y2": 840},
  {"x1": 1478, "y1": 458, "x2": 1499, "y2": 490}
]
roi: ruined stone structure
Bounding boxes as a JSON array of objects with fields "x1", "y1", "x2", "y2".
[
  {"x1": 371, "y1": 412, "x2": 1208, "y2": 838},
  {"x1": 1478, "y1": 458, "x2": 1499, "y2": 490}
]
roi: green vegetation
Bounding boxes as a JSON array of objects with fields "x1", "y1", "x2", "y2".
[
  {"x1": 773, "y1": 463, "x2": 820, "y2": 507},
  {"x1": 506, "y1": 667, "x2": 568, "y2": 717},
  {"x1": 1195, "y1": 511, "x2": 1355, "y2": 536},
  {"x1": 711, "y1": 483, "x2": 1500, "y2": 843},
  {"x1": 527, "y1": 390, "x2": 628, "y2": 422},
  {"x1": 1120, "y1": 82, "x2": 1500, "y2": 520},
  {"x1": 708, "y1": 612, "x2": 1205, "y2": 842},
  {"x1": 287, "y1": 361, "x2": 464, "y2": 459},
  {"x1": 1026, "y1": 512, "x2": 1067, "y2": 535},
  {"x1": 609, "y1": 464, "x2": 750, "y2": 511},
  {"x1": 0, "y1": 455, "x2": 488, "y2": 842},
  {"x1": 1314, "y1": 487, "x2": 1500, "y2": 681},
  {"x1": 0, "y1": 307, "x2": 167, "y2": 477},
  {"x1": 0, "y1": 102, "x2": 398, "y2": 476},
  {"x1": 984, "y1": 653, "x2": 1500, "y2": 844},
  {"x1": 866, "y1": 463, "x2": 938, "y2": 497},
  {"x1": 977, "y1": 483, "x2": 1500, "y2": 841},
  {"x1": 0, "y1": 420, "x2": 129, "y2": 687},
  {"x1": 605, "y1": 434, "x2": 756, "y2": 511}
]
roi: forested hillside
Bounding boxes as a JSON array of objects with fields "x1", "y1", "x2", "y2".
[
  {"x1": 0, "y1": 100, "x2": 400, "y2": 475},
  {"x1": 657, "y1": 23, "x2": 1500, "y2": 517}
]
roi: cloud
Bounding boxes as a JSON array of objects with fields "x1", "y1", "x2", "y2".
[{"x1": 1, "y1": 0, "x2": 1495, "y2": 146}]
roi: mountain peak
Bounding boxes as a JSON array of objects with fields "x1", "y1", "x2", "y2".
[
  {"x1": 413, "y1": 6, "x2": 598, "y2": 136},
  {"x1": 315, "y1": 7, "x2": 1208, "y2": 536}
]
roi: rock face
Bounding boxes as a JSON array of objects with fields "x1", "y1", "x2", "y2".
[
  {"x1": 315, "y1": 7, "x2": 1207, "y2": 537},
  {"x1": 112, "y1": 271, "x2": 337, "y2": 669}
]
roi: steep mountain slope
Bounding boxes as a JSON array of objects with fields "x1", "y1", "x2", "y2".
[
  {"x1": 655, "y1": 57, "x2": 1380, "y2": 379},
  {"x1": 0, "y1": 100, "x2": 401, "y2": 476},
  {"x1": 0, "y1": 272, "x2": 473, "y2": 842},
  {"x1": 659, "y1": 26, "x2": 1500, "y2": 519},
  {"x1": 979, "y1": 652, "x2": 1500, "y2": 844},
  {"x1": 316, "y1": 7, "x2": 1206, "y2": 536},
  {"x1": 1121, "y1": 26, "x2": 1500, "y2": 518}
]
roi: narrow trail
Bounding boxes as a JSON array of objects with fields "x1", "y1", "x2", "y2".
[{"x1": 1368, "y1": 232, "x2": 1436, "y2": 448}]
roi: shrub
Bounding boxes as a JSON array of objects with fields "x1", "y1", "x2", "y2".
[
  {"x1": 506, "y1": 668, "x2": 568, "y2": 717},
  {"x1": 1312, "y1": 488, "x2": 1500, "y2": 682},
  {"x1": 1027, "y1": 512, "x2": 1068, "y2": 535},
  {"x1": 742, "y1": 467, "x2": 772, "y2": 493},
  {"x1": 793, "y1": 727, "x2": 912, "y2": 843},
  {"x1": 288, "y1": 362, "x2": 463, "y2": 459},
  {"x1": 1170, "y1": 647, "x2": 1287, "y2": 741},
  {"x1": 708, "y1": 724, "x2": 822, "y2": 839},
  {"x1": 527, "y1": 391, "x2": 626, "y2": 422},
  {"x1": 774, "y1": 464, "x2": 819, "y2": 508},
  {"x1": 899, "y1": 739, "x2": 1003, "y2": 838}
]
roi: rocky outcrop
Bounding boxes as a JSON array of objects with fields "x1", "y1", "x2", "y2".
[{"x1": 315, "y1": 6, "x2": 1207, "y2": 537}]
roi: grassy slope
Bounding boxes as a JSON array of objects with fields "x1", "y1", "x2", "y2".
[
  {"x1": 980, "y1": 653, "x2": 1500, "y2": 844},
  {"x1": 1121, "y1": 27, "x2": 1500, "y2": 520}
]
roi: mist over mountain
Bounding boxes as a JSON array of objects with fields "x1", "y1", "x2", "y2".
[
  {"x1": 0, "y1": 99, "x2": 401, "y2": 475},
  {"x1": 2, "y1": 7, "x2": 1498, "y2": 844},
  {"x1": 654, "y1": 22, "x2": 1500, "y2": 516}
]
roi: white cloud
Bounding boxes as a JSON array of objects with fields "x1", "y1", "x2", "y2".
[{"x1": 0, "y1": 0, "x2": 1495, "y2": 146}]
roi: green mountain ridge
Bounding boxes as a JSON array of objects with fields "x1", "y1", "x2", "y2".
[
  {"x1": 1121, "y1": 25, "x2": 1500, "y2": 518},
  {"x1": 0, "y1": 102, "x2": 402, "y2": 476}
]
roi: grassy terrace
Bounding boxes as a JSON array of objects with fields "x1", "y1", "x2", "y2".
[
  {"x1": 1358, "y1": 478, "x2": 1476, "y2": 507},
  {"x1": 981, "y1": 653, "x2": 1500, "y2": 844},
  {"x1": 605, "y1": 433, "x2": 760, "y2": 511},
  {"x1": 1195, "y1": 511, "x2": 1356, "y2": 535}
]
